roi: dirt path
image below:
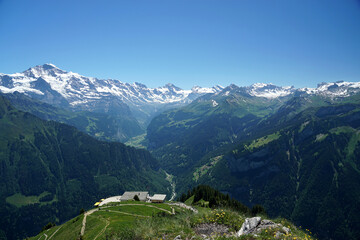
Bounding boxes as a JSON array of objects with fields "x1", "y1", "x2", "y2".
[
  {"x1": 102, "y1": 203, "x2": 173, "y2": 214},
  {"x1": 93, "y1": 218, "x2": 110, "y2": 240},
  {"x1": 37, "y1": 225, "x2": 63, "y2": 240},
  {"x1": 167, "y1": 202, "x2": 198, "y2": 213},
  {"x1": 80, "y1": 208, "x2": 98, "y2": 236},
  {"x1": 48, "y1": 226, "x2": 62, "y2": 240},
  {"x1": 79, "y1": 203, "x2": 173, "y2": 237},
  {"x1": 127, "y1": 203, "x2": 173, "y2": 214},
  {"x1": 37, "y1": 233, "x2": 47, "y2": 240},
  {"x1": 100, "y1": 209, "x2": 150, "y2": 218}
]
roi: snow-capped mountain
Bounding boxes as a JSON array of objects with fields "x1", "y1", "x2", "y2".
[
  {"x1": 0, "y1": 64, "x2": 221, "y2": 106},
  {"x1": 0, "y1": 64, "x2": 223, "y2": 125},
  {"x1": 1, "y1": 64, "x2": 359, "y2": 125},
  {"x1": 299, "y1": 81, "x2": 360, "y2": 98},
  {"x1": 213, "y1": 83, "x2": 296, "y2": 99},
  {"x1": 214, "y1": 81, "x2": 360, "y2": 99},
  {"x1": 245, "y1": 83, "x2": 296, "y2": 98}
]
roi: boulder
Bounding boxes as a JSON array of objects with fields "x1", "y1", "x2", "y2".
[
  {"x1": 237, "y1": 217, "x2": 262, "y2": 236},
  {"x1": 236, "y1": 217, "x2": 289, "y2": 236},
  {"x1": 282, "y1": 226, "x2": 290, "y2": 234}
]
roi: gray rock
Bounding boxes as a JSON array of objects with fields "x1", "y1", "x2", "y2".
[
  {"x1": 237, "y1": 217, "x2": 286, "y2": 236},
  {"x1": 261, "y1": 219, "x2": 275, "y2": 225},
  {"x1": 237, "y1": 217, "x2": 262, "y2": 236},
  {"x1": 275, "y1": 231, "x2": 284, "y2": 239},
  {"x1": 173, "y1": 235, "x2": 181, "y2": 240},
  {"x1": 200, "y1": 234, "x2": 209, "y2": 240},
  {"x1": 282, "y1": 226, "x2": 290, "y2": 234}
]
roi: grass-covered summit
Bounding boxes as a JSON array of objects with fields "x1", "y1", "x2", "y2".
[{"x1": 30, "y1": 186, "x2": 315, "y2": 240}]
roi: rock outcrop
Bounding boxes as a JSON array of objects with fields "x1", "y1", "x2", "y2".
[{"x1": 236, "y1": 217, "x2": 291, "y2": 237}]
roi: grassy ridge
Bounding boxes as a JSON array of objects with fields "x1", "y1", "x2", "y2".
[{"x1": 30, "y1": 200, "x2": 314, "y2": 240}]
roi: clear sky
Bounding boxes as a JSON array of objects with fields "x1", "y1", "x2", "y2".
[{"x1": 0, "y1": 0, "x2": 359, "y2": 89}]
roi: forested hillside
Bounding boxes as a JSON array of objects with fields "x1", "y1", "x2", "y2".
[
  {"x1": 147, "y1": 85, "x2": 289, "y2": 174},
  {"x1": 147, "y1": 91, "x2": 360, "y2": 240},
  {"x1": 0, "y1": 96, "x2": 169, "y2": 239}
]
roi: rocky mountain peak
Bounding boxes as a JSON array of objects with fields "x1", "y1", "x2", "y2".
[{"x1": 23, "y1": 63, "x2": 67, "y2": 78}]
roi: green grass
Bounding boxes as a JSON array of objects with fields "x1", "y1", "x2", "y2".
[
  {"x1": 104, "y1": 204, "x2": 167, "y2": 216},
  {"x1": 244, "y1": 132, "x2": 280, "y2": 151},
  {"x1": 29, "y1": 202, "x2": 315, "y2": 240},
  {"x1": 115, "y1": 201, "x2": 175, "y2": 212},
  {"x1": 185, "y1": 195, "x2": 195, "y2": 205},
  {"x1": 329, "y1": 126, "x2": 356, "y2": 134},
  {"x1": 346, "y1": 131, "x2": 360, "y2": 161},
  {"x1": 5, "y1": 191, "x2": 56, "y2": 207},
  {"x1": 83, "y1": 214, "x2": 108, "y2": 239},
  {"x1": 193, "y1": 155, "x2": 223, "y2": 182},
  {"x1": 29, "y1": 215, "x2": 84, "y2": 240},
  {"x1": 125, "y1": 133, "x2": 147, "y2": 149},
  {"x1": 315, "y1": 133, "x2": 328, "y2": 142},
  {"x1": 329, "y1": 126, "x2": 360, "y2": 161}
]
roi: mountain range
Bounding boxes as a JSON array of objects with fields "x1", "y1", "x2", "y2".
[
  {"x1": 1, "y1": 64, "x2": 360, "y2": 239},
  {"x1": 1, "y1": 64, "x2": 359, "y2": 143},
  {"x1": 0, "y1": 64, "x2": 222, "y2": 127},
  {"x1": 2, "y1": 64, "x2": 359, "y2": 129},
  {"x1": 146, "y1": 84, "x2": 360, "y2": 240}
]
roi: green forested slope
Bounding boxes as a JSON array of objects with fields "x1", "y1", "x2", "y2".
[
  {"x1": 147, "y1": 85, "x2": 290, "y2": 174},
  {"x1": 0, "y1": 96, "x2": 168, "y2": 239},
  {"x1": 186, "y1": 104, "x2": 360, "y2": 239},
  {"x1": 146, "y1": 90, "x2": 360, "y2": 239}
]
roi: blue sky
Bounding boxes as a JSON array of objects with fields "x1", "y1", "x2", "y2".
[{"x1": 0, "y1": 0, "x2": 359, "y2": 89}]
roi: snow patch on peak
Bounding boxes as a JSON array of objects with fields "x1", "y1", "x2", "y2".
[
  {"x1": 213, "y1": 85, "x2": 224, "y2": 91},
  {"x1": 0, "y1": 85, "x2": 44, "y2": 95},
  {"x1": 191, "y1": 85, "x2": 221, "y2": 94},
  {"x1": 251, "y1": 83, "x2": 269, "y2": 88},
  {"x1": 247, "y1": 83, "x2": 295, "y2": 98},
  {"x1": 300, "y1": 81, "x2": 360, "y2": 97},
  {"x1": 45, "y1": 63, "x2": 57, "y2": 68},
  {"x1": 212, "y1": 99, "x2": 219, "y2": 107}
]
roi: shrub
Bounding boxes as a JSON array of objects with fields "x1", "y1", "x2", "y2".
[
  {"x1": 251, "y1": 204, "x2": 267, "y2": 216},
  {"x1": 41, "y1": 222, "x2": 55, "y2": 232},
  {"x1": 79, "y1": 208, "x2": 85, "y2": 214}
]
